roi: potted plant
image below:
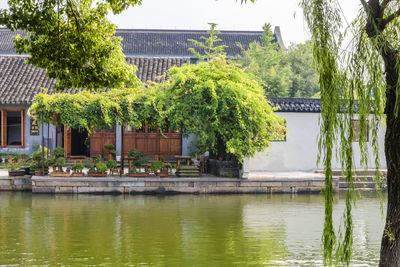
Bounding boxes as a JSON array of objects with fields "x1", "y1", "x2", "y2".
[
  {"x1": 106, "y1": 159, "x2": 118, "y2": 175},
  {"x1": 71, "y1": 163, "x2": 84, "y2": 177},
  {"x1": 87, "y1": 158, "x2": 108, "y2": 177},
  {"x1": 129, "y1": 157, "x2": 149, "y2": 177},
  {"x1": 31, "y1": 151, "x2": 49, "y2": 176},
  {"x1": 50, "y1": 148, "x2": 69, "y2": 177},
  {"x1": 127, "y1": 149, "x2": 144, "y2": 160},
  {"x1": 151, "y1": 160, "x2": 169, "y2": 177},
  {"x1": 7, "y1": 161, "x2": 25, "y2": 176},
  {"x1": 103, "y1": 144, "x2": 115, "y2": 160}
]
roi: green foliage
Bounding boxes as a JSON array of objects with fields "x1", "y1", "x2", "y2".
[
  {"x1": 55, "y1": 158, "x2": 65, "y2": 167},
  {"x1": 95, "y1": 162, "x2": 107, "y2": 174},
  {"x1": 287, "y1": 41, "x2": 320, "y2": 97},
  {"x1": 300, "y1": 0, "x2": 400, "y2": 265},
  {"x1": 31, "y1": 152, "x2": 43, "y2": 163},
  {"x1": 163, "y1": 57, "x2": 284, "y2": 162},
  {"x1": 52, "y1": 147, "x2": 65, "y2": 158},
  {"x1": 47, "y1": 158, "x2": 56, "y2": 166},
  {"x1": 7, "y1": 161, "x2": 23, "y2": 172},
  {"x1": 150, "y1": 160, "x2": 164, "y2": 173},
  {"x1": 128, "y1": 149, "x2": 145, "y2": 159},
  {"x1": 106, "y1": 159, "x2": 118, "y2": 170},
  {"x1": 236, "y1": 23, "x2": 292, "y2": 97},
  {"x1": 29, "y1": 86, "x2": 166, "y2": 131},
  {"x1": 72, "y1": 163, "x2": 84, "y2": 173},
  {"x1": 0, "y1": 0, "x2": 141, "y2": 90},
  {"x1": 104, "y1": 144, "x2": 114, "y2": 150},
  {"x1": 134, "y1": 157, "x2": 148, "y2": 168},
  {"x1": 188, "y1": 23, "x2": 227, "y2": 61}
]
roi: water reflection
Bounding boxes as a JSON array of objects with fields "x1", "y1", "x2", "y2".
[{"x1": 0, "y1": 192, "x2": 385, "y2": 266}]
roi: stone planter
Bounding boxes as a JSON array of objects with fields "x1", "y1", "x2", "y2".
[
  {"x1": 8, "y1": 170, "x2": 25, "y2": 176},
  {"x1": 155, "y1": 172, "x2": 169, "y2": 178},
  {"x1": 71, "y1": 173, "x2": 85, "y2": 177},
  {"x1": 50, "y1": 172, "x2": 70, "y2": 177},
  {"x1": 208, "y1": 159, "x2": 242, "y2": 178},
  {"x1": 88, "y1": 173, "x2": 107, "y2": 177},
  {"x1": 129, "y1": 173, "x2": 149, "y2": 177}
]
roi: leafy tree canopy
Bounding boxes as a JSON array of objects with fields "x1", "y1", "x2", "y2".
[
  {"x1": 287, "y1": 40, "x2": 320, "y2": 97},
  {"x1": 188, "y1": 23, "x2": 227, "y2": 61},
  {"x1": 163, "y1": 56, "x2": 284, "y2": 162},
  {"x1": 236, "y1": 23, "x2": 293, "y2": 97},
  {"x1": 0, "y1": 0, "x2": 142, "y2": 90}
]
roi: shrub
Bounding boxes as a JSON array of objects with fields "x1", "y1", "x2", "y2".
[
  {"x1": 96, "y1": 162, "x2": 107, "y2": 174},
  {"x1": 128, "y1": 149, "x2": 144, "y2": 159},
  {"x1": 106, "y1": 159, "x2": 118, "y2": 170},
  {"x1": 150, "y1": 160, "x2": 164, "y2": 173},
  {"x1": 103, "y1": 144, "x2": 114, "y2": 150},
  {"x1": 52, "y1": 147, "x2": 65, "y2": 158}
]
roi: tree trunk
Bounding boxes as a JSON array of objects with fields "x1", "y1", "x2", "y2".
[{"x1": 379, "y1": 59, "x2": 400, "y2": 266}]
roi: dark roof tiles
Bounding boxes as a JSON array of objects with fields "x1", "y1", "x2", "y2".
[
  {"x1": 269, "y1": 97, "x2": 321, "y2": 112},
  {"x1": 0, "y1": 56, "x2": 189, "y2": 104},
  {"x1": 0, "y1": 28, "x2": 269, "y2": 57}
]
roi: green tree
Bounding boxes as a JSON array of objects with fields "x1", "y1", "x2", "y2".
[
  {"x1": 236, "y1": 23, "x2": 292, "y2": 97},
  {"x1": 239, "y1": 0, "x2": 400, "y2": 265},
  {"x1": 163, "y1": 57, "x2": 284, "y2": 162},
  {"x1": 0, "y1": 0, "x2": 142, "y2": 90},
  {"x1": 300, "y1": 1, "x2": 399, "y2": 266},
  {"x1": 287, "y1": 40, "x2": 320, "y2": 97},
  {"x1": 188, "y1": 22, "x2": 227, "y2": 61}
]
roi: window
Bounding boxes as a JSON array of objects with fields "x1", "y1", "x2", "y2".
[
  {"x1": 0, "y1": 109, "x2": 25, "y2": 147},
  {"x1": 351, "y1": 120, "x2": 369, "y2": 142},
  {"x1": 270, "y1": 119, "x2": 287, "y2": 142}
]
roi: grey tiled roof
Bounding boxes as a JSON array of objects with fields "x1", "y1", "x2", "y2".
[
  {"x1": 0, "y1": 28, "x2": 272, "y2": 57},
  {"x1": 0, "y1": 56, "x2": 189, "y2": 104},
  {"x1": 269, "y1": 97, "x2": 321, "y2": 112}
]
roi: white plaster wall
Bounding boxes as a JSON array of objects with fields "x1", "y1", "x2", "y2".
[{"x1": 248, "y1": 112, "x2": 386, "y2": 172}]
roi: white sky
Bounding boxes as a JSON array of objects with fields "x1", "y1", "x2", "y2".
[
  {"x1": 109, "y1": 0, "x2": 363, "y2": 45},
  {"x1": 0, "y1": 0, "x2": 364, "y2": 45}
]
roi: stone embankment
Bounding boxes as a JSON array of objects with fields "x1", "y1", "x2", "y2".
[{"x1": 0, "y1": 170, "x2": 386, "y2": 194}]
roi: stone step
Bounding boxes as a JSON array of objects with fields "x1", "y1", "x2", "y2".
[
  {"x1": 315, "y1": 169, "x2": 387, "y2": 176},
  {"x1": 339, "y1": 182, "x2": 385, "y2": 189},
  {"x1": 338, "y1": 176, "x2": 386, "y2": 182}
]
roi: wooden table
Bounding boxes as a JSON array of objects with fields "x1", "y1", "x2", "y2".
[{"x1": 174, "y1": 155, "x2": 191, "y2": 167}]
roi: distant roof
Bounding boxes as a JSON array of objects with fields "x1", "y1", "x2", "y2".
[
  {"x1": 269, "y1": 97, "x2": 321, "y2": 113},
  {"x1": 0, "y1": 28, "x2": 285, "y2": 57},
  {"x1": 0, "y1": 56, "x2": 189, "y2": 104}
]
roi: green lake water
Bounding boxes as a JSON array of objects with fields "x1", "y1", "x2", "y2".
[{"x1": 0, "y1": 192, "x2": 385, "y2": 266}]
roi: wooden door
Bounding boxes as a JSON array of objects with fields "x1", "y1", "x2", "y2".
[
  {"x1": 123, "y1": 123, "x2": 182, "y2": 158},
  {"x1": 90, "y1": 128, "x2": 116, "y2": 158},
  {"x1": 64, "y1": 127, "x2": 71, "y2": 157}
]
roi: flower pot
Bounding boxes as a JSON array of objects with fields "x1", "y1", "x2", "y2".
[
  {"x1": 88, "y1": 173, "x2": 107, "y2": 177},
  {"x1": 50, "y1": 172, "x2": 70, "y2": 177},
  {"x1": 8, "y1": 170, "x2": 25, "y2": 176},
  {"x1": 129, "y1": 173, "x2": 149, "y2": 177},
  {"x1": 156, "y1": 172, "x2": 169, "y2": 177},
  {"x1": 35, "y1": 171, "x2": 48, "y2": 176},
  {"x1": 71, "y1": 173, "x2": 85, "y2": 177}
]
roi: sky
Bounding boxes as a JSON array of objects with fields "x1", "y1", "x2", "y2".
[
  {"x1": 0, "y1": 0, "x2": 363, "y2": 45},
  {"x1": 109, "y1": 0, "x2": 363, "y2": 45}
]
